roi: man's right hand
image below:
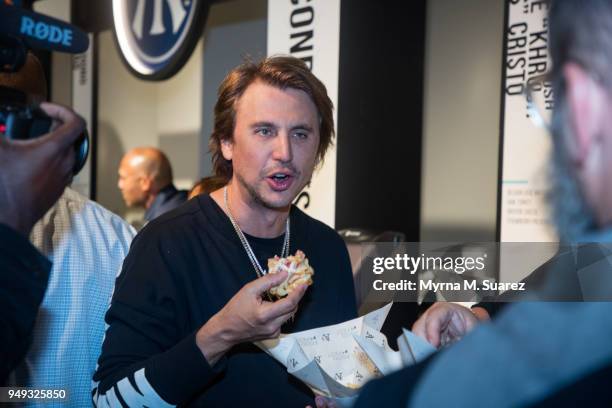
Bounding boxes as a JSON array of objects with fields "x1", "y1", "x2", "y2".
[
  {"x1": 0, "y1": 102, "x2": 85, "y2": 237},
  {"x1": 411, "y1": 302, "x2": 490, "y2": 348},
  {"x1": 196, "y1": 270, "x2": 308, "y2": 365}
]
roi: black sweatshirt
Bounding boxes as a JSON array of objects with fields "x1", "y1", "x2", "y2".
[{"x1": 93, "y1": 195, "x2": 357, "y2": 407}]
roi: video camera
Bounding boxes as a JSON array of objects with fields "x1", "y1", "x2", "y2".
[{"x1": 0, "y1": 0, "x2": 90, "y2": 174}]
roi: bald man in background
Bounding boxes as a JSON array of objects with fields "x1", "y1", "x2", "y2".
[{"x1": 118, "y1": 147, "x2": 188, "y2": 223}]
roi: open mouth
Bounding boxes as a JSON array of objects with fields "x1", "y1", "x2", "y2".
[{"x1": 267, "y1": 173, "x2": 294, "y2": 191}]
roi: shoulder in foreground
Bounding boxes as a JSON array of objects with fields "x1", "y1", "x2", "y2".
[{"x1": 59, "y1": 188, "x2": 135, "y2": 233}]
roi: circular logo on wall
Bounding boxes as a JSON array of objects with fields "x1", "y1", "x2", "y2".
[{"x1": 112, "y1": 0, "x2": 209, "y2": 81}]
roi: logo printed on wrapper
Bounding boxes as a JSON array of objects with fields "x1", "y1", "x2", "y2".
[
  {"x1": 330, "y1": 350, "x2": 350, "y2": 362},
  {"x1": 298, "y1": 335, "x2": 318, "y2": 346},
  {"x1": 289, "y1": 358, "x2": 298, "y2": 369}
]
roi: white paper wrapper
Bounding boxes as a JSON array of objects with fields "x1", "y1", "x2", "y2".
[{"x1": 255, "y1": 303, "x2": 436, "y2": 404}]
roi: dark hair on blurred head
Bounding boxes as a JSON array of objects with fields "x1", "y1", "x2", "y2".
[
  {"x1": 209, "y1": 55, "x2": 335, "y2": 182},
  {"x1": 546, "y1": 0, "x2": 612, "y2": 240},
  {"x1": 549, "y1": 0, "x2": 612, "y2": 87}
]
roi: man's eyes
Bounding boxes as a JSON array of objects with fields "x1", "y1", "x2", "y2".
[
  {"x1": 293, "y1": 131, "x2": 309, "y2": 140},
  {"x1": 254, "y1": 128, "x2": 309, "y2": 139},
  {"x1": 256, "y1": 127, "x2": 274, "y2": 137}
]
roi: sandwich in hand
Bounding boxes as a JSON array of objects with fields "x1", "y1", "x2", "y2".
[{"x1": 268, "y1": 250, "x2": 314, "y2": 298}]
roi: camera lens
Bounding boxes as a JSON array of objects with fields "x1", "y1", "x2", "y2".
[
  {"x1": 73, "y1": 130, "x2": 89, "y2": 175},
  {"x1": 0, "y1": 104, "x2": 90, "y2": 175}
]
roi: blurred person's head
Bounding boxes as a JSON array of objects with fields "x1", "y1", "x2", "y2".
[
  {"x1": 118, "y1": 147, "x2": 173, "y2": 208},
  {"x1": 188, "y1": 176, "x2": 226, "y2": 200},
  {"x1": 548, "y1": 0, "x2": 612, "y2": 240}
]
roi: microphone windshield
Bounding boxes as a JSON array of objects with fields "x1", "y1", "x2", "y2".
[{"x1": 0, "y1": 3, "x2": 89, "y2": 54}]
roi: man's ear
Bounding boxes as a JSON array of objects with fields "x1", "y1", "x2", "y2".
[
  {"x1": 220, "y1": 138, "x2": 234, "y2": 161},
  {"x1": 140, "y1": 175, "x2": 152, "y2": 193},
  {"x1": 564, "y1": 62, "x2": 605, "y2": 165}
]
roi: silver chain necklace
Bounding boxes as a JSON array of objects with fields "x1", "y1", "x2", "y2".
[{"x1": 223, "y1": 186, "x2": 290, "y2": 278}]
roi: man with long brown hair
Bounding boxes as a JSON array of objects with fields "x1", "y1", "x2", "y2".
[{"x1": 94, "y1": 56, "x2": 357, "y2": 407}]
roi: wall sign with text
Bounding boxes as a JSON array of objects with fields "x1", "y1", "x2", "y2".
[
  {"x1": 499, "y1": 0, "x2": 556, "y2": 242},
  {"x1": 268, "y1": 0, "x2": 341, "y2": 228}
]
